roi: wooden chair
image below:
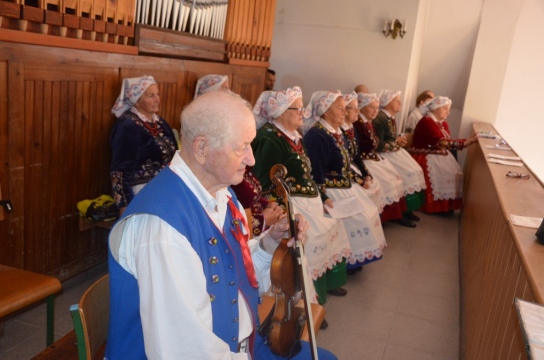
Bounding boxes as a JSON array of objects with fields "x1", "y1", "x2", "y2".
[{"x1": 70, "y1": 274, "x2": 109, "y2": 360}]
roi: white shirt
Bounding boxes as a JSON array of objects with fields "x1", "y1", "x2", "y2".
[
  {"x1": 110, "y1": 151, "x2": 273, "y2": 359},
  {"x1": 405, "y1": 107, "x2": 423, "y2": 132}
]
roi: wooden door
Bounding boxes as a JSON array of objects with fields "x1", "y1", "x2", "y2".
[
  {"x1": 0, "y1": 61, "x2": 13, "y2": 265},
  {"x1": 6, "y1": 61, "x2": 117, "y2": 274}
]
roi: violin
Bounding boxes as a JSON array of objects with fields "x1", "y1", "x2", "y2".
[{"x1": 260, "y1": 164, "x2": 318, "y2": 359}]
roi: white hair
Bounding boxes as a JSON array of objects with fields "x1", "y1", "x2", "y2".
[{"x1": 180, "y1": 90, "x2": 253, "y2": 150}]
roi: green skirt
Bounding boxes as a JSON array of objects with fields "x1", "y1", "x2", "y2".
[
  {"x1": 313, "y1": 259, "x2": 347, "y2": 304},
  {"x1": 405, "y1": 191, "x2": 425, "y2": 212}
]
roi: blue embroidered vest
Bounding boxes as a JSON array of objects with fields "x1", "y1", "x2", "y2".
[{"x1": 106, "y1": 167, "x2": 260, "y2": 358}]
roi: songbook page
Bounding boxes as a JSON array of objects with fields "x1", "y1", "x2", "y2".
[
  {"x1": 488, "y1": 153, "x2": 522, "y2": 161},
  {"x1": 488, "y1": 158, "x2": 523, "y2": 167},
  {"x1": 325, "y1": 197, "x2": 363, "y2": 219},
  {"x1": 510, "y1": 215, "x2": 543, "y2": 229},
  {"x1": 515, "y1": 298, "x2": 544, "y2": 359},
  {"x1": 485, "y1": 145, "x2": 512, "y2": 151}
]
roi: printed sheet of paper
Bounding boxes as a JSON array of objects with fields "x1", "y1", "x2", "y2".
[
  {"x1": 485, "y1": 145, "x2": 512, "y2": 151},
  {"x1": 324, "y1": 197, "x2": 363, "y2": 219},
  {"x1": 488, "y1": 158, "x2": 523, "y2": 167},
  {"x1": 510, "y1": 214, "x2": 543, "y2": 229},
  {"x1": 488, "y1": 153, "x2": 521, "y2": 161},
  {"x1": 515, "y1": 298, "x2": 544, "y2": 359}
]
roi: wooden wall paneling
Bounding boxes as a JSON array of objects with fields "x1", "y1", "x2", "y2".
[
  {"x1": 6, "y1": 61, "x2": 25, "y2": 269},
  {"x1": 223, "y1": 0, "x2": 236, "y2": 58},
  {"x1": 267, "y1": 0, "x2": 276, "y2": 60},
  {"x1": 459, "y1": 124, "x2": 544, "y2": 360},
  {"x1": 0, "y1": 41, "x2": 269, "y2": 278},
  {"x1": 0, "y1": 61, "x2": 6, "y2": 224},
  {"x1": 230, "y1": 67, "x2": 266, "y2": 105},
  {"x1": 0, "y1": 61, "x2": 5, "y2": 224},
  {"x1": 17, "y1": 63, "x2": 117, "y2": 275},
  {"x1": 244, "y1": 0, "x2": 254, "y2": 60},
  {"x1": 25, "y1": 79, "x2": 44, "y2": 273}
]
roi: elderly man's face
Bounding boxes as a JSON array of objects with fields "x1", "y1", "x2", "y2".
[{"x1": 205, "y1": 112, "x2": 256, "y2": 188}]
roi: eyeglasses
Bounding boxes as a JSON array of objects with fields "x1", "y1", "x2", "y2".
[
  {"x1": 506, "y1": 171, "x2": 530, "y2": 179},
  {"x1": 287, "y1": 107, "x2": 304, "y2": 115}
]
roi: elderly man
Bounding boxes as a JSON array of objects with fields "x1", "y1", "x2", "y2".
[
  {"x1": 372, "y1": 90, "x2": 426, "y2": 228},
  {"x1": 106, "y1": 90, "x2": 336, "y2": 359}
]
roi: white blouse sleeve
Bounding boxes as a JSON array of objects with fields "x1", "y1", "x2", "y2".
[{"x1": 117, "y1": 214, "x2": 249, "y2": 360}]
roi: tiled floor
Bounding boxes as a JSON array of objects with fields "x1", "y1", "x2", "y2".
[
  {"x1": 317, "y1": 211, "x2": 460, "y2": 359},
  {"x1": 0, "y1": 211, "x2": 460, "y2": 359}
]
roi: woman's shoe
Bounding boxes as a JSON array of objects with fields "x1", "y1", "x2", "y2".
[
  {"x1": 320, "y1": 319, "x2": 329, "y2": 330},
  {"x1": 327, "y1": 287, "x2": 348, "y2": 296}
]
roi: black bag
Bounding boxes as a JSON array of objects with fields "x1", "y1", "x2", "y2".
[{"x1": 536, "y1": 219, "x2": 544, "y2": 245}]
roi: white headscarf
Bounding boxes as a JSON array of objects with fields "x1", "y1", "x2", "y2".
[
  {"x1": 253, "y1": 86, "x2": 303, "y2": 129},
  {"x1": 194, "y1": 74, "x2": 229, "y2": 99},
  {"x1": 111, "y1": 75, "x2": 156, "y2": 118},
  {"x1": 343, "y1": 91, "x2": 357, "y2": 107},
  {"x1": 357, "y1": 93, "x2": 379, "y2": 109},
  {"x1": 302, "y1": 90, "x2": 342, "y2": 134},
  {"x1": 378, "y1": 89, "x2": 401, "y2": 108},
  {"x1": 419, "y1": 96, "x2": 452, "y2": 116}
]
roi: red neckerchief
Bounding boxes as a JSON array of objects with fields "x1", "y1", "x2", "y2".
[{"x1": 227, "y1": 198, "x2": 258, "y2": 288}]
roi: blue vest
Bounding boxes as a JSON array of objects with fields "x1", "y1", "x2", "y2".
[
  {"x1": 106, "y1": 166, "x2": 337, "y2": 360},
  {"x1": 106, "y1": 167, "x2": 259, "y2": 358}
]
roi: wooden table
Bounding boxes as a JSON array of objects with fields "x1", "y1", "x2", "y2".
[{"x1": 0, "y1": 265, "x2": 62, "y2": 346}]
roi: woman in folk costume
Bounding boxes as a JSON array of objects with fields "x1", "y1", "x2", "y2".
[
  {"x1": 194, "y1": 74, "x2": 229, "y2": 99},
  {"x1": 373, "y1": 89, "x2": 427, "y2": 227},
  {"x1": 110, "y1": 75, "x2": 178, "y2": 215},
  {"x1": 409, "y1": 96, "x2": 478, "y2": 214},
  {"x1": 252, "y1": 86, "x2": 351, "y2": 304},
  {"x1": 303, "y1": 90, "x2": 387, "y2": 277},
  {"x1": 353, "y1": 93, "x2": 406, "y2": 224},
  {"x1": 341, "y1": 92, "x2": 386, "y2": 214}
]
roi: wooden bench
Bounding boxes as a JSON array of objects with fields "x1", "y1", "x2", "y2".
[
  {"x1": 0, "y1": 265, "x2": 62, "y2": 347},
  {"x1": 33, "y1": 295, "x2": 325, "y2": 359}
]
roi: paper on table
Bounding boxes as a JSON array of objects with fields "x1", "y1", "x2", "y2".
[
  {"x1": 488, "y1": 158, "x2": 523, "y2": 167},
  {"x1": 324, "y1": 197, "x2": 363, "y2": 219},
  {"x1": 510, "y1": 214, "x2": 543, "y2": 229},
  {"x1": 488, "y1": 153, "x2": 521, "y2": 161},
  {"x1": 477, "y1": 131, "x2": 497, "y2": 139},
  {"x1": 514, "y1": 298, "x2": 544, "y2": 355},
  {"x1": 485, "y1": 145, "x2": 512, "y2": 151}
]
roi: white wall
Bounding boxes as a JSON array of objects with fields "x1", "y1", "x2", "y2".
[
  {"x1": 269, "y1": 0, "x2": 482, "y2": 134},
  {"x1": 461, "y1": 0, "x2": 522, "y2": 138},
  {"x1": 270, "y1": 0, "x2": 420, "y2": 122},
  {"x1": 416, "y1": 0, "x2": 483, "y2": 137},
  {"x1": 461, "y1": 0, "x2": 544, "y2": 180},
  {"x1": 493, "y1": 0, "x2": 544, "y2": 179}
]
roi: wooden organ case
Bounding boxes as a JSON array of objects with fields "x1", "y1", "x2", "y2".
[{"x1": 0, "y1": 0, "x2": 276, "y2": 279}]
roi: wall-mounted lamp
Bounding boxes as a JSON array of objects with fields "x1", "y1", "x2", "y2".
[{"x1": 383, "y1": 18, "x2": 407, "y2": 39}]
